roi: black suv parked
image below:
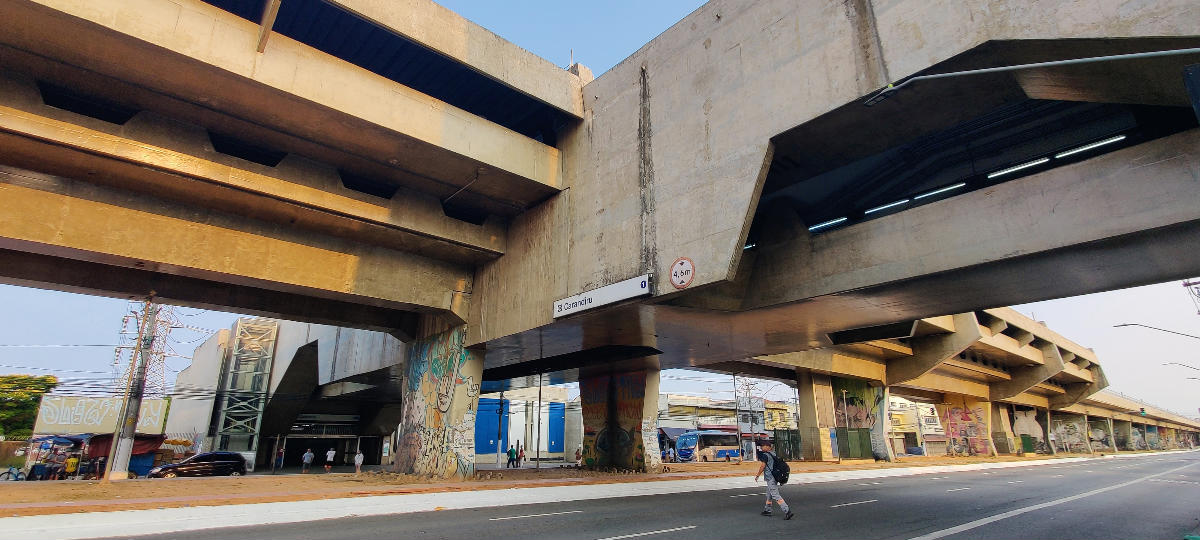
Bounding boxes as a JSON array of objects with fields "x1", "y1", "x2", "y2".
[{"x1": 147, "y1": 451, "x2": 247, "y2": 478}]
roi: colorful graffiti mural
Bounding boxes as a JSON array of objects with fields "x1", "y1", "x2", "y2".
[
  {"x1": 831, "y1": 377, "x2": 889, "y2": 460},
  {"x1": 580, "y1": 371, "x2": 660, "y2": 471},
  {"x1": 936, "y1": 396, "x2": 991, "y2": 456},
  {"x1": 1130, "y1": 426, "x2": 1149, "y2": 450},
  {"x1": 1011, "y1": 409, "x2": 1050, "y2": 454},
  {"x1": 396, "y1": 327, "x2": 481, "y2": 478}
]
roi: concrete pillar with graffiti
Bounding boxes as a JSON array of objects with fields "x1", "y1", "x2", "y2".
[
  {"x1": 579, "y1": 369, "x2": 662, "y2": 471},
  {"x1": 936, "y1": 395, "x2": 996, "y2": 457},
  {"x1": 393, "y1": 326, "x2": 482, "y2": 478}
]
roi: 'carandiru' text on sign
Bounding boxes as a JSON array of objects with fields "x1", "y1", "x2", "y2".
[{"x1": 553, "y1": 274, "x2": 651, "y2": 318}]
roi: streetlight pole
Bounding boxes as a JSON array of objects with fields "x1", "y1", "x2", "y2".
[
  {"x1": 1114, "y1": 323, "x2": 1200, "y2": 340},
  {"x1": 732, "y1": 373, "x2": 742, "y2": 460},
  {"x1": 839, "y1": 389, "x2": 849, "y2": 463}
]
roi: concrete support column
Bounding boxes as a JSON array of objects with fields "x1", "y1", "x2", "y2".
[
  {"x1": 937, "y1": 394, "x2": 996, "y2": 457},
  {"x1": 394, "y1": 325, "x2": 483, "y2": 478},
  {"x1": 795, "y1": 370, "x2": 836, "y2": 461},
  {"x1": 991, "y1": 402, "x2": 1017, "y2": 454},
  {"x1": 1046, "y1": 409, "x2": 1057, "y2": 455},
  {"x1": 579, "y1": 368, "x2": 662, "y2": 472},
  {"x1": 1081, "y1": 414, "x2": 1096, "y2": 454}
]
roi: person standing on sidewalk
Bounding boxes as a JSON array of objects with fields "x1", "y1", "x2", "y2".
[
  {"x1": 354, "y1": 450, "x2": 364, "y2": 474},
  {"x1": 506, "y1": 445, "x2": 517, "y2": 468},
  {"x1": 518, "y1": 444, "x2": 525, "y2": 467},
  {"x1": 274, "y1": 448, "x2": 285, "y2": 474},
  {"x1": 301, "y1": 449, "x2": 314, "y2": 473},
  {"x1": 324, "y1": 448, "x2": 336, "y2": 473},
  {"x1": 754, "y1": 441, "x2": 793, "y2": 520}
]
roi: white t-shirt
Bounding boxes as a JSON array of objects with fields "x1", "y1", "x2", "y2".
[
  {"x1": 325, "y1": 450, "x2": 336, "y2": 462},
  {"x1": 354, "y1": 453, "x2": 364, "y2": 465}
]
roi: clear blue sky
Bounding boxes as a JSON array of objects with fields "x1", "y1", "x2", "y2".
[{"x1": 2, "y1": 0, "x2": 1197, "y2": 418}]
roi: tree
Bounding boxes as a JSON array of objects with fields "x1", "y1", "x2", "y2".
[{"x1": 0, "y1": 375, "x2": 58, "y2": 440}]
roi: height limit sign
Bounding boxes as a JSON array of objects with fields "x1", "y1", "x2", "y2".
[{"x1": 670, "y1": 257, "x2": 694, "y2": 289}]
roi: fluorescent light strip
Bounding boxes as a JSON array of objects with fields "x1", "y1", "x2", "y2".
[
  {"x1": 913, "y1": 182, "x2": 966, "y2": 200},
  {"x1": 987, "y1": 157, "x2": 1049, "y2": 179},
  {"x1": 1054, "y1": 134, "x2": 1126, "y2": 159},
  {"x1": 864, "y1": 199, "x2": 910, "y2": 214},
  {"x1": 808, "y1": 217, "x2": 848, "y2": 231}
]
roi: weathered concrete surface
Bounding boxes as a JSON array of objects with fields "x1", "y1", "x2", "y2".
[
  {"x1": 0, "y1": 165, "x2": 473, "y2": 324},
  {"x1": 328, "y1": 0, "x2": 584, "y2": 117},
  {"x1": 0, "y1": 74, "x2": 506, "y2": 263},
  {"x1": 746, "y1": 129, "x2": 1200, "y2": 309},
  {"x1": 471, "y1": 0, "x2": 1200, "y2": 345},
  {"x1": 0, "y1": 0, "x2": 561, "y2": 197}
]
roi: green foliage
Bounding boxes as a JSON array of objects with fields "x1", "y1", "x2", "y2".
[{"x1": 0, "y1": 375, "x2": 58, "y2": 438}]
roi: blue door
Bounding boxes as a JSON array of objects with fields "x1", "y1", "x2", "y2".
[
  {"x1": 475, "y1": 398, "x2": 509, "y2": 455},
  {"x1": 548, "y1": 402, "x2": 565, "y2": 453}
]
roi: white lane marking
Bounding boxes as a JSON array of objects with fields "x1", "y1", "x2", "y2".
[
  {"x1": 490, "y1": 510, "x2": 583, "y2": 521},
  {"x1": 1006, "y1": 481, "x2": 1023, "y2": 484},
  {"x1": 907, "y1": 462, "x2": 1198, "y2": 540},
  {"x1": 596, "y1": 526, "x2": 697, "y2": 540},
  {"x1": 981, "y1": 472, "x2": 991, "y2": 475},
  {"x1": 946, "y1": 487, "x2": 971, "y2": 492},
  {"x1": 1052, "y1": 474, "x2": 1063, "y2": 478},
  {"x1": 1149, "y1": 478, "x2": 1200, "y2": 485},
  {"x1": 1085, "y1": 470, "x2": 1094, "y2": 473},
  {"x1": 830, "y1": 499, "x2": 878, "y2": 508},
  {"x1": 728, "y1": 494, "x2": 757, "y2": 498}
]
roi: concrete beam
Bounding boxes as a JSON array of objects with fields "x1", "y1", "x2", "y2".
[
  {"x1": 745, "y1": 129, "x2": 1200, "y2": 311},
  {"x1": 753, "y1": 349, "x2": 886, "y2": 383},
  {"x1": 256, "y1": 0, "x2": 281, "y2": 53},
  {"x1": 0, "y1": 167, "x2": 472, "y2": 324},
  {"x1": 0, "y1": 102, "x2": 506, "y2": 264},
  {"x1": 1050, "y1": 365, "x2": 1109, "y2": 409},
  {"x1": 327, "y1": 0, "x2": 584, "y2": 117},
  {"x1": 1013, "y1": 330, "x2": 1035, "y2": 348},
  {"x1": 886, "y1": 313, "x2": 981, "y2": 385},
  {"x1": 1, "y1": 0, "x2": 561, "y2": 193},
  {"x1": 991, "y1": 341, "x2": 1066, "y2": 401}
]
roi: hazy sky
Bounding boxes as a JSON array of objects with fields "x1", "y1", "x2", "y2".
[{"x1": 2, "y1": 0, "x2": 1197, "y2": 419}]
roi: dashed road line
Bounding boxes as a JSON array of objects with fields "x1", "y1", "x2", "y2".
[
  {"x1": 946, "y1": 487, "x2": 971, "y2": 492},
  {"x1": 830, "y1": 499, "x2": 878, "y2": 508},
  {"x1": 729, "y1": 494, "x2": 757, "y2": 498},
  {"x1": 596, "y1": 526, "x2": 697, "y2": 540},
  {"x1": 490, "y1": 510, "x2": 583, "y2": 521}
]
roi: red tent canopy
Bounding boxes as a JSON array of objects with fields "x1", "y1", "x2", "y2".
[{"x1": 85, "y1": 434, "x2": 166, "y2": 458}]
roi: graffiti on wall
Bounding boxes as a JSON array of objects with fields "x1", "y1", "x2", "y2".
[
  {"x1": 1130, "y1": 426, "x2": 1148, "y2": 450},
  {"x1": 934, "y1": 396, "x2": 989, "y2": 456},
  {"x1": 1011, "y1": 409, "x2": 1050, "y2": 454},
  {"x1": 1087, "y1": 419, "x2": 1113, "y2": 451},
  {"x1": 395, "y1": 327, "x2": 481, "y2": 478},
  {"x1": 580, "y1": 372, "x2": 659, "y2": 470},
  {"x1": 1051, "y1": 416, "x2": 1088, "y2": 453},
  {"x1": 831, "y1": 377, "x2": 889, "y2": 460},
  {"x1": 1145, "y1": 426, "x2": 1161, "y2": 450}
]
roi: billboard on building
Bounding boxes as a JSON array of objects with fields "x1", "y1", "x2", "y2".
[{"x1": 34, "y1": 396, "x2": 170, "y2": 435}]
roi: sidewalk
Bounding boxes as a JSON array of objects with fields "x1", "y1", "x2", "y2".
[{"x1": 0, "y1": 449, "x2": 1193, "y2": 540}]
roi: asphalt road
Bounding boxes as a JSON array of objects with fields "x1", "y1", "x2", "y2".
[{"x1": 121, "y1": 453, "x2": 1200, "y2": 540}]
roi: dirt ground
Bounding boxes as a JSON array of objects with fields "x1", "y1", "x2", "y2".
[{"x1": 0, "y1": 453, "x2": 1104, "y2": 517}]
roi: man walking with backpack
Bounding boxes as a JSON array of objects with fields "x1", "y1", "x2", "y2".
[{"x1": 754, "y1": 441, "x2": 793, "y2": 520}]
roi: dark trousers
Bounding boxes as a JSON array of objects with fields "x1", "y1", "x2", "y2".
[{"x1": 506, "y1": 457, "x2": 516, "y2": 468}]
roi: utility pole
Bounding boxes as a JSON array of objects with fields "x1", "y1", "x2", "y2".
[
  {"x1": 104, "y1": 299, "x2": 158, "y2": 482},
  {"x1": 496, "y1": 391, "x2": 505, "y2": 467},
  {"x1": 732, "y1": 373, "x2": 742, "y2": 459},
  {"x1": 535, "y1": 374, "x2": 542, "y2": 470}
]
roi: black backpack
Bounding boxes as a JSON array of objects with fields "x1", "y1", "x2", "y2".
[{"x1": 767, "y1": 451, "x2": 790, "y2": 484}]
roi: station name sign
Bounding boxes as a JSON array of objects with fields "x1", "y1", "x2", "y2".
[{"x1": 553, "y1": 274, "x2": 651, "y2": 318}]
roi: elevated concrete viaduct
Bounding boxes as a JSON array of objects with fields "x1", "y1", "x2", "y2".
[{"x1": 2, "y1": 0, "x2": 1199, "y2": 475}]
